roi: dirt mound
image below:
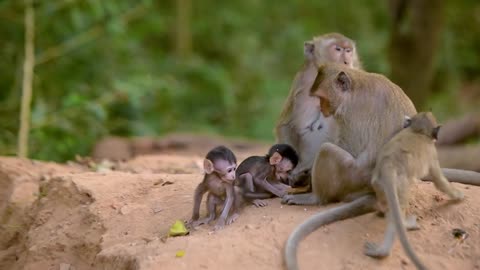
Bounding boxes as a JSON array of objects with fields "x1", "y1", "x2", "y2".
[{"x1": 1, "y1": 148, "x2": 480, "y2": 270}]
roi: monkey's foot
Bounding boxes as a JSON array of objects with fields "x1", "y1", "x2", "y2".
[
  {"x1": 450, "y1": 189, "x2": 465, "y2": 201},
  {"x1": 405, "y1": 215, "x2": 420, "y2": 231},
  {"x1": 281, "y1": 193, "x2": 320, "y2": 205},
  {"x1": 226, "y1": 213, "x2": 239, "y2": 225},
  {"x1": 364, "y1": 242, "x2": 390, "y2": 258},
  {"x1": 252, "y1": 199, "x2": 268, "y2": 207}
]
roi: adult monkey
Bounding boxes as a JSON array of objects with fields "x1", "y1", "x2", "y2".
[
  {"x1": 275, "y1": 33, "x2": 362, "y2": 191},
  {"x1": 283, "y1": 63, "x2": 480, "y2": 270}
]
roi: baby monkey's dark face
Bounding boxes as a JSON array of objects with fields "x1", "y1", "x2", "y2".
[
  {"x1": 274, "y1": 158, "x2": 294, "y2": 182},
  {"x1": 214, "y1": 159, "x2": 237, "y2": 183}
]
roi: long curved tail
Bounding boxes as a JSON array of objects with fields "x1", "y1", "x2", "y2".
[
  {"x1": 422, "y1": 168, "x2": 480, "y2": 186},
  {"x1": 284, "y1": 194, "x2": 376, "y2": 270},
  {"x1": 383, "y1": 177, "x2": 427, "y2": 270}
]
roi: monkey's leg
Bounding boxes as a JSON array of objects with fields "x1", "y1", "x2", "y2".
[
  {"x1": 283, "y1": 142, "x2": 362, "y2": 205},
  {"x1": 429, "y1": 165, "x2": 464, "y2": 200},
  {"x1": 364, "y1": 216, "x2": 396, "y2": 258},
  {"x1": 191, "y1": 193, "x2": 219, "y2": 227},
  {"x1": 187, "y1": 182, "x2": 207, "y2": 225}
]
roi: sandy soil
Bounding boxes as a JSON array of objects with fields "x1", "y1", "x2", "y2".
[{"x1": 1, "y1": 136, "x2": 479, "y2": 270}]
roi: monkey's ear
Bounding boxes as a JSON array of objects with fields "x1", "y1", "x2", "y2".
[
  {"x1": 403, "y1": 115, "x2": 412, "y2": 128},
  {"x1": 304, "y1": 41, "x2": 315, "y2": 59},
  {"x1": 203, "y1": 159, "x2": 214, "y2": 174},
  {"x1": 432, "y1": 125, "x2": 441, "y2": 140},
  {"x1": 335, "y1": 71, "x2": 351, "y2": 92},
  {"x1": 269, "y1": 152, "x2": 283, "y2": 165}
]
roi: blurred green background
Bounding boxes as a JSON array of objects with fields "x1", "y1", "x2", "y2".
[{"x1": 1, "y1": 0, "x2": 479, "y2": 161}]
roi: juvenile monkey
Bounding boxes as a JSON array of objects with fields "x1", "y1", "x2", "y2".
[
  {"x1": 283, "y1": 64, "x2": 480, "y2": 270},
  {"x1": 187, "y1": 146, "x2": 238, "y2": 231},
  {"x1": 364, "y1": 112, "x2": 464, "y2": 270},
  {"x1": 235, "y1": 144, "x2": 299, "y2": 207},
  {"x1": 275, "y1": 33, "x2": 361, "y2": 190}
]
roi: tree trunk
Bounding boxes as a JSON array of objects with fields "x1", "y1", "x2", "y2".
[
  {"x1": 18, "y1": 0, "x2": 35, "y2": 158},
  {"x1": 436, "y1": 112, "x2": 480, "y2": 146},
  {"x1": 387, "y1": 0, "x2": 445, "y2": 108}
]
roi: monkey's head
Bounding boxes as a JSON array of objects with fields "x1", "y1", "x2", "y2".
[
  {"x1": 204, "y1": 146, "x2": 237, "y2": 183},
  {"x1": 304, "y1": 33, "x2": 359, "y2": 68},
  {"x1": 309, "y1": 64, "x2": 356, "y2": 117},
  {"x1": 267, "y1": 144, "x2": 299, "y2": 182},
  {"x1": 403, "y1": 112, "x2": 441, "y2": 140}
]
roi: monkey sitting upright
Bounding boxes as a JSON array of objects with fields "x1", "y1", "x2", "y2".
[
  {"x1": 275, "y1": 33, "x2": 362, "y2": 191},
  {"x1": 235, "y1": 144, "x2": 299, "y2": 207},
  {"x1": 187, "y1": 146, "x2": 239, "y2": 231},
  {"x1": 365, "y1": 112, "x2": 464, "y2": 270}
]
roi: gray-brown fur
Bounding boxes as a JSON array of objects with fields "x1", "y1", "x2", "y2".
[
  {"x1": 282, "y1": 64, "x2": 480, "y2": 270},
  {"x1": 275, "y1": 33, "x2": 361, "y2": 189},
  {"x1": 187, "y1": 146, "x2": 239, "y2": 231},
  {"x1": 364, "y1": 112, "x2": 464, "y2": 270}
]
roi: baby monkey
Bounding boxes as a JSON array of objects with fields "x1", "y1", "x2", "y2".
[
  {"x1": 187, "y1": 145, "x2": 239, "y2": 231},
  {"x1": 235, "y1": 144, "x2": 298, "y2": 207},
  {"x1": 365, "y1": 112, "x2": 464, "y2": 270}
]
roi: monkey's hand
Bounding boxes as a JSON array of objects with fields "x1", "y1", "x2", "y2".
[
  {"x1": 252, "y1": 199, "x2": 268, "y2": 207},
  {"x1": 214, "y1": 218, "x2": 226, "y2": 231}
]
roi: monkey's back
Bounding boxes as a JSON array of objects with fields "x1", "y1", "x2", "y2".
[
  {"x1": 373, "y1": 129, "x2": 436, "y2": 184},
  {"x1": 236, "y1": 156, "x2": 270, "y2": 180}
]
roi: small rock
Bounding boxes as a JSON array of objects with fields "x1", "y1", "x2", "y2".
[
  {"x1": 244, "y1": 224, "x2": 254, "y2": 230},
  {"x1": 120, "y1": 205, "x2": 131, "y2": 215},
  {"x1": 152, "y1": 206, "x2": 163, "y2": 214},
  {"x1": 154, "y1": 179, "x2": 165, "y2": 186},
  {"x1": 161, "y1": 181, "x2": 174, "y2": 186},
  {"x1": 59, "y1": 263, "x2": 71, "y2": 270}
]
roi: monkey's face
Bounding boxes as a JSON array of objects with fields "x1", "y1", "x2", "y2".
[
  {"x1": 310, "y1": 66, "x2": 352, "y2": 117},
  {"x1": 274, "y1": 158, "x2": 294, "y2": 182},
  {"x1": 328, "y1": 42, "x2": 354, "y2": 68},
  {"x1": 212, "y1": 159, "x2": 237, "y2": 183}
]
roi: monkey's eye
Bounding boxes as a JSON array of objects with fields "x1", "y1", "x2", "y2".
[
  {"x1": 335, "y1": 46, "x2": 342, "y2": 52},
  {"x1": 227, "y1": 168, "x2": 235, "y2": 173},
  {"x1": 345, "y1": 48, "x2": 351, "y2": 53}
]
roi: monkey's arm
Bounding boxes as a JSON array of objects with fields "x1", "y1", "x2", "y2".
[
  {"x1": 190, "y1": 182, "x2": 207, "y2": 221},
  {"x1": 254, "y1": 177, "x2": 287, "y2": 198},
  {"x1": 214, "y1": 184, "x2": 235, "y2": 230}
]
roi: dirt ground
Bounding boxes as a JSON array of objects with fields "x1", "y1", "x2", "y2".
[{"x1": 1, "y1": 135, "x2": 479, "y2": 270}]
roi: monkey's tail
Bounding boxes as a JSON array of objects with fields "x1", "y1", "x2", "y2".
[
  {"x1": 439, "y1": 168, "x2": 480, "y2": 186},
  {"x1": 284, "y1": 195, "x2": 376, "y2": 270},
  {"x1": 383, "y1": 178, "x2": 427, "y2": 270}
]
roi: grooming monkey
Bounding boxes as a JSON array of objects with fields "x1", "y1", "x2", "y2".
[
  {"x1": 364, "y1": 112, "x2": 464, "y2": 270},
  {"x1": 187, "y1": 146, "x2": 239, "y2": 231},
  {"x1": 275, "y1": 33, "x2": 362, "y2": 191},
  {"x1": 235, "y1": 144, "x2": 298, "y2": 207},
  {"x1": 282, "y1": 63, "x2": 480, "y2": 270}
]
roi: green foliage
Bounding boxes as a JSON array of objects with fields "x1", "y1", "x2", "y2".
[{"x1": 0, "y1": 0, "x2": 478, "y2": 161}]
